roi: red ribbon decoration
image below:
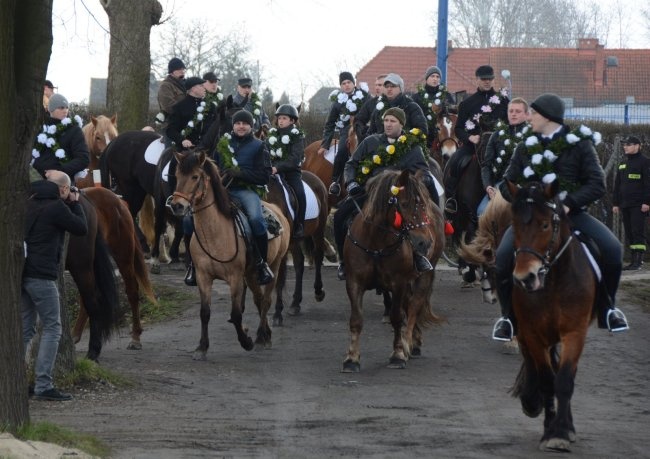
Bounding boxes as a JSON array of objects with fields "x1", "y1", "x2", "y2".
[
  {"x1": 393, "y1": 210, "x2": 403, "y2": 229},
  {"x1": 444, "y1": 220, "x2": 454, "y2": 235}
]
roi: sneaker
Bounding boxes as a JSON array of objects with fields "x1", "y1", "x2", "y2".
[
  {"x1": 337, "y1": 263, "x2": 346, "y2": 281},
  {"x1": 414, "y1": 253, "x2": 434, "y2": 272},
  {"x1": 492, "y1": 317, "x2": 514, "y2": 341},
  {"x1": 34, "y1": 387, "x2": 72, "y2": 401},
  {"x1": 607, "y1": 308, "x2": 629, "y2": 332},
  {"x1": 329, "y1": 182, "x2": 341, "y2": 196}
]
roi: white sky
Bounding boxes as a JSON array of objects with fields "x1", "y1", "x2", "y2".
[{"x1": 49, "y1": 0, "x2": 649, "y2": 104}]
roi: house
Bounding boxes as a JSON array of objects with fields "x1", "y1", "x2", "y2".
[
  {"x1": 308, "y1": 86, "x2": 338, "y2": 115},
  {"x1": 89, "y1": 74, "x2": 161, "y2": 111},
  {"x1": 355, "y1": 39, "x2": 650, "y2": 124}
]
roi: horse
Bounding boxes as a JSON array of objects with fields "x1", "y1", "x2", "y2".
[
  {"x1": 265, "y1": 170, "x2": 334, "y2": 325},
  {"x1": 429, "y1": 112, "x2": 458, "y2": 167},
  {"x1": 168, "y1": 151, "x2": 290, "y2": 359},
  {"x1": 507, "y1": 180, "x2": 598, "y2": 452},
  {"x1": 457, "y1": 190, "x2": 511, "y2": 304},
  {"x1": 66, "y1": 194, "x2": 123, "y2": 361},
  {"x1": 71, "y1": 187, "x2": 158, "y2": 351},
  {"x1": 76, "y1": 115, "x2": 118, "y2": 189},
  {"x1": 341, "y1": 169, "x2": 445, "y2": 372}
]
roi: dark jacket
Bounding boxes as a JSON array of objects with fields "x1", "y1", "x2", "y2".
[
  {"x1": 412, "y1": 84, "x2": 456, "y2": 142},
  {"x1": 367, "y1": 93, "x2": 428, "y2": 138},
  {"x1": 215, "y1": 131, "x2": 271, "y2": 189},
  {"x1": 499, "y1": 125, "x2": 605, "y2": 212},
  {"x1": 157, "y1": 75, "x2": 186, "y2": 116},
  {"x1": 32, "y1": 116, "x2": 89, "y2": 180},
  {"x1": 267, "y1": 125, "x2": 304, "y2": 174},
  {"x1": 613, "y1": 151, "x2": 650, "y2": 208},
  {"x1": 344, "y1": 133, "x2": 429, "y2": 187},
  {"x1": 166, "y1": 95, "x2": 217, "y2": 150},
  {"x1": 455, "y1": 88, "x2": 509, "y2": 144},
  {"x1": 23, "y1": 180, "x2": 87, "y2": 280},
  {"x1": 320, "y1": 87, "x2": 369, "y2": 149},
  {"x1": 481, "y1": 122, "x2": 529, "y2": 189},
  {"x1": 231, "y1": 92, "x2": 271, "y2": 130},
  {"x1": 354, "y1": 95, "x2": 379, "y2": 142}
]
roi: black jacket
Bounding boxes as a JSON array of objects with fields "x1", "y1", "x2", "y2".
[
  {"x1": 367, "y1": 93, "x2": 428, "y2": 138},
  {"x1": 412, "y1": 84, "x2": 456, "y2": 142},
  {"x1": 481, "y1": 122, "x2": 529, "y2": 188},
  {"x1": 166, "y1": 95, "x2": 217, "y2": 150},
  {"x1": 320, "y1": 87, "x2": 369, "y2": 149},
  {"x1": 23, "y1": 180, "x2": 87, "y2": 280},
  {"x1": 32, "y1": 116, "x2": 89, "y2": 180},
  {"x1": 455, "y1": 88, "x2": 509, "y2": 144},
  {"x1": 499, "y1": 125, "x2": 605, "y2": 212},
  {"x1": 267, "y1": 125, "x2": 304, "y2": 174},
  {"x1": 613, "y1": 151, "x2": 650, "y2": 208}
]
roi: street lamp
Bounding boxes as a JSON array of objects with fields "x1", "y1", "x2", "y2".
[{"x1": 501, "y1": 69, "x2": 512, "y2": 97}]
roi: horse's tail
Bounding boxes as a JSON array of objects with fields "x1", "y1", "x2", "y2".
[
  {"x1": 132, "y1": 232, "x2": 158, "y2": 306},
  {"x1": 139, "y1": 195, "x2": 156, "y2": 249},
  {"x1": 457, "y1": 230, "x2": 495, "y2": 266},
  {"x1": 414, "y1": 274, "x2": 445, "y2": 328},
  {"x1": 92, "y1": 233, "x2": 123, "y2": 342}
]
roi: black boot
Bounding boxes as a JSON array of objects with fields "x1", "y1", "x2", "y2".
[
  {"x1": 493, "y1": 277, "x2": 515, "y2": 341},
  {"x1": 414, "y1": 252, "x2": 434, "y2": 272},
  {"x1": 337, "y1": 262, "x2": 346, "y2": 281},
  {"x1": 606, "y1": 308, "x2": 629, "y2": 332},
  {"x1": 292, "y1": 222, "x2": 305, "y2": 240},
  {"x1": 184, "y1": 262, "x2": 196, "y2": 286},
  {"x1": 329, "y1": 178, "x2": 341, "y2": 196},
  {"x1": 623, "y1": 251, "x2": 643, "y2": 271},
  {"x1": 254, "y1": 234, "x2": 274, "y2": 285}
]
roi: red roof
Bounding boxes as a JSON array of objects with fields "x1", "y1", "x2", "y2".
[{"x1": 356, "y1": 39, "x2": 650, "y2": 106}]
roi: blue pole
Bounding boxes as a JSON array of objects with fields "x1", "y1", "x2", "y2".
[
  {"x1": 624, "y1": 104, "x2": 629, "y2": 125},
  {"x1": 437, "y1": 0, "x2": 449, "y2": 83}
]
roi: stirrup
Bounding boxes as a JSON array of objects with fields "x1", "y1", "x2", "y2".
[
  {"x1": 606, "y1": 308, "x2": 630, "y2": 332},
  {"x1": 492, "y1": 317, "x2": 514, "y2": 342},
  {"x1": 445, "y1": 197, "x2": 457, "y2": 214}
]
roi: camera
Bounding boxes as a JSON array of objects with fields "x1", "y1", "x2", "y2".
[{"x1": 70, "y1": 186, "x2": 79, "y2": 193}]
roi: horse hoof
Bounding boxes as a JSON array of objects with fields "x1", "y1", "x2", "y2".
[
  {"x1": 86, "y1": 352, "x2": 99, "y2": 362},
  {"x1": 341, "y1": 359, "x2": 360, "y2": 373},
  {"x1": 150, "y1": 264, "x2": 161, "y2": 275},
  {"x1": 387, "y1": 357, "x2": 407, "y2": 369},
  {"x1": 540, "y1": 437, "x2": 571, "y2": 452},
  {"x1": 569, "y1": 430, "x2": 576, "y2": 443},
  {"x1": 241, "y1": 337, "x2": 254, "y2": 351},
  {"x1": 127, "y1": 341, "x2": 142, "y2": 350},
  {"x1": 272, "y1": 315, "x2": 283, "y2": 327},
  {"x1": 411, "y1": 347, "x2": 421, "y2": 357},
  {"x1": 288, "y1": 306, "x2": 301, "y2": 316},
  {"x1": 192, "y1": 351, "x2": 207, "y2": 361},
  {"x1": 500, "y1": 340, "x2": 519, "y2": 355},
  {"x1": 314, "y1": 290, "x2": 325, "y2": 302},
  {"x1": 382, "y1": 315, "x2": 391, "y2": 324}
]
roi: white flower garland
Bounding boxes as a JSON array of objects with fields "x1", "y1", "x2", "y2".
[
  {"x1": 32, "y1": 115, "x2": 83, "y2": 164},
  {"x1": 329, "y1": 85, "x2": 369, "y2": 129},
  {"x1": 266, "y1": 126, "x2": 304, "y2": 162}
]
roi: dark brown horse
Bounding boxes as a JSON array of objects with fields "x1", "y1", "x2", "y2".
[
  {"x1": 265, "y1": 171, "x2": 335, "y2": 325},
  {"x1": 168, "y1": 151, "x2": 290, "y2": 359},
  {"x1": 342, "y1": 170, "x2": 445, "y2": 372},
  {"x1": 507, "y1": 180, "x2": 597, "y2": 452},
  {"x1": 72, "y1": 187, "x2": 158, "y2": 351}
]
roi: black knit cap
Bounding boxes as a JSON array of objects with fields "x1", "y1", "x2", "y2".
[
  {"x1": 475, "y1": 65, "x2": 494, "y2": 79},
  {"x1": 339, "y1": 71, "x2": 355, "y2": 84},
  {"x1": 168, "y1": 57, "x2": 186, "y2": 74},
  {"x1": 184, "y1": 77, "x2": 205, "y2": 90},
  {"x1": 623, "y1": 135, "x2": 641, "y2": 145},
  {"x1": 531, "y1": 93, "x2": 565, "y2": 124},
  {"x1": 232, "y1": 109, "x2": 254, "y2": 126}
]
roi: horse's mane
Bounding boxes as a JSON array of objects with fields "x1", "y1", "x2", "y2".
[
  {"x1": 363, "y1": 170, "x2": 431, "y2": 222},
  {"x1": 82, "y1": 115, "x2": 118, "y2": 155},
  {"x1": 178, "y1": 152, "x2": 232, "y2": 217}
]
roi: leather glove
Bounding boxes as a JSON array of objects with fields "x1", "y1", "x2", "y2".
[{"x1": 347, "y1": 181, "x2": 363, "y2": 196}]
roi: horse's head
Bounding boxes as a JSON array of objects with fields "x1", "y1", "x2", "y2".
[
  {"x1": 436, "y1": 113, "x2": 458, "y2": 161},
  {"x1": 83, "y1": 115, "x2": 118, "y2": 159},
  {"x1": 509, "y1": 179, "x2": 565, "y2": 292}
]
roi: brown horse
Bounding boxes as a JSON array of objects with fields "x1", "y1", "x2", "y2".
[
  {"x1": 169, "y1": 151, "x2": 290, "y2": 359},
  {"x1": 507, "y1": 180, "x2": 597, "y2": 452},
  {"x1": 76, "y1": 115, "x2": 118, "y2": 188},
  {"x1": 342, "y1": 170, "x2": 445, "y2": 372},
  {"x1": 430, "y1": 112, "x2": 458, "y2": 167},
  {"x1": 457, "y1": 190, "x2": 511, "y2": 304},
  {"x1": 72, "y1": 187, "x2": 158, "y2": 350}
]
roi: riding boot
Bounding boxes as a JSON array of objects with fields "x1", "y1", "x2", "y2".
[
  {"x1": 254, "y1": 234, "x2": 274, "y2": 285},
  {"x1": 168, "y1": 156, "x2": 178, "y2": 193},
  {"x1": 414, "y1": 252, "x2": 434, "y2": 273},
  {"x1": 184, "y1": 262, "x2": 197, "y2": 286},
  {"x1": 493, "y1": 277, "x2": 515, "y2": 341},
  {"x1": 292, "y1": 185, "x2": 306, "y2": 240},
  {"x1": 329, "y1": 176, "x2": 341, "y2": 196},
  {"x1": 599, "y1": 262, "x2": 629, "y2": 332}
]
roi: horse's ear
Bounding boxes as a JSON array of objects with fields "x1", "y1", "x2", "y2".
[
  {"x1": 91, "y1": 116, "x2": 98, "y2": 126},
  {"x1": 397, "y1": 169, "x2": 411, "y2": 187},
  {"x1": 110, "y1": 114, "x2": 117, "y2": 127},
  {"x1": 198, "y1": 150, "x2": 206, "y2": 166},
  {"x1": 506, "y1": 180, "x2": 519, "y2": 199},
  {"x1": 226, "y1": 94, "x2": 234, "y2": 109},
  {"x1": 174, "y1": 151, "x2": 184, "y2": 165},
  {"x1": 297, "y1": 103, "x2": 302, "y2": 114},
  {"x1": 544, "y1": 179, "x2": 560, "y2": 200},
  {"x1": 275, "y1": 102, "x2": 280, "y2": 110}
]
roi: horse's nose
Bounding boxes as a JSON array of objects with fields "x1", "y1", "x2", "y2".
[
  {"x1": 169, "y1": 202, "x2": 186, "y2": 217},
  {"x1": 514, "y1": 272, "x2": 541, "y2": 293}
]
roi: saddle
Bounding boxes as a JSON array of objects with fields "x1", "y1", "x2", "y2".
[
  {"x1": 231, "y1": 203, "x2": 283, "y2": 242},
  {"x1": 573, "y1": 230, "x2": 612, "y2": 329}
]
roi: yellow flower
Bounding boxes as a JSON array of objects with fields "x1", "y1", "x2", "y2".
[
  {"x1": 410, "y1": 128, "x2": 421, "y2": 136},
  {"x1": 362, "y1": 166, "x2": 370, "y2": 175},
  {"x1": 386, "y1": 144, "x2": 396, "y2": 155},
  {"x1": 398, "y1": 135, "x2": 407, "y2": 143},
  {"x1": 373, "y1": 155, "x2": 382, "y2": 165},
  {"x1": 390, "y1": 185, "x2": 400, "y2": 196}
]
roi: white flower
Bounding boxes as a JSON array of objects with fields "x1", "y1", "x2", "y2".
[
  {"x1": 525, "y1": 136, "x2": 539, "y2": 146},
  {"x1": 291, "y1": 128, "x2": 299, "y2": 135},
  {"x1": 255, "y1": 100, "x2": 262, "y2": 107},
  {"x1": 346, "y1": 99, "x2": 357, "y2": 112},
  {"x1": 473, "y1": 113, "x2": 481, "y2": 121},
  {"x1": 504, "y1": 139, "x2": 511, "y2": 146},
  {"x1": 496, "y1": 157, "x2": 503, "y2": 163},
  {"x1": 329, "y1": 89, "x2": 340, "y2": 98},
  {"x1": 61, "y1": 117, "x2": 71, "y2": 126},
  {"x1": 281, "y1": 135, "x2": 290, "y2": 144},
  {"x1": 268, "y1": 136, "x2": 277, "y2": 145},
  {"x1": 47, "y1": 125, "x2": 57, "y2": 135},
  {"x1": 217, "y1": 93, "x2": 224, "y2": 101},
  {"x1": 481, "y1": 105, "x2": 492, "y2": 113},
  {"x1": 376, "y1": 101, "x2": 384, "y2": 111},
  {"x1": 358, "y1": 82, "x2": 369, "y2": 92},
  {"x1": 187, "y1": 121, "x2": 194, "y2": 128},
  {"x1": 340, "y1": 114, "x2": 350, "y2": 122},
  {"x1": 351, "y1": 90, "x2": 363, "y2": 100},
  {"x1": 37, "y1": 133, "x2": 48, "y2": 144},
  {"x1": 499, "y1": 149, "x2": 506, "y2": 156},
  {"x1": 434, "y1": 98, "x2": 441, "y2": 105},
  {"x1": 232, "y1": 158, "x2": 238, "y2": 167},
  {"x1": 592, "y1": 132, "x2": 602, "y2": 145},
  {"x1": 566, "y1": 133, "x2": 580, "y2": 144},
  {"x1": 55, "y1": 149, "x2": 66, "y2": 159},
  {"x1": 197, "y1": 106, "x2": 204, "y2": 113},
  {"x1": 499, "y1": 130, "x2": 505, "y2": 136},
  {"x1": 579, "y1": 125, "x2": 592, "y2": 136},
  {"x1": 436, "y1": 92, "x2": 442, "y2": 97},
  {"x1": 335, "y1": 120, "x2": 344, "y2": 129},
  {"x1": 542, "y1": 173, "x2": 557, "y2": 184},
  {"x1": 197, "y1": 114, "x2": 204, "y2": 121},
  {"x1": 32, "y1": 149, "x2": 40, "y2": 158},
  {"x1": 543, "y1": 150, "x2": 557, "y2": 162},
  {"x1": 424, "y1": 93, "x2": 429, "y2": 99},
  {"x1": 224, "y1": 133, "x2": 232, "y2": 140},
  {"x1": 558, "y1": 190, "x2": 567, "y2": 201},
  {"x1": 489, "y1": 95, "x2": 501, "y2": 105},
  {"x1": 523, "y1": 166, "x2": 535, "y2": 178},
  {"x1": 74, "y1": 115, "x2": 83, "y2": 126},
  {"x1": 531, "y1": 153, "x2": 543, "y2": 165},
  {"x1": 465, "y1": 120, "x2": 476, "y2": 130},
  {"x1": 337, "y1": 93, "x2": 348, "y2": 104},
  {"x1": 275, "y1": 148, "x2": 283, "y2": 157},
  {"x1": 427, "y1": 114, "x2": 433, "y2": 121},
  {"x1": 46, "y1": 137, "x2": 56, "y2": 148},
  {"x1": 254, "y1": 108, "x2": 261, "y2": 116}
]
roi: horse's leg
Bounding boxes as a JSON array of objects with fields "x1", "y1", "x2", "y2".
[
  {"x1": 168, "y1": 218, "x2": 183, "y2": 263},
  {"x1": 227, "y1": 278, "x2": 254, "y2": 352},
  {"x1": 252, "y1": 282, "x2": 274, "y2": 349},
  {"x1": 513, "y1": 339, "x2": 543, "y2": 418},
  {"x1": 150, "y1": 196, "x2": 168, "y2": 269},
  {"x1": 273, "y1": 255, "x2": 288, "y2": 327},
  {"x1": 193, "y1": 275, "x2": 214, "y2": 360},
  {"x1": 69, "y1": 268, "x2": 103, "y2": 361},
  {"x1": 342, "y1": 280, "x2": 364, "y2": 373},
  {"x1": 388, "y1": 287, "x2": 408, "y2": 369},
  {"x1": 289, "y1": 243, "x2": 304, "y2": 316},
  {"x1": 312, "y1": 237, "x2": 325, "y2": 302},
  {"x1": 382, "y1": 291, "x2": 392, "y2": 324},
  {"x1": 71, "y1": 299, "x2": 88, "y2": 344}
]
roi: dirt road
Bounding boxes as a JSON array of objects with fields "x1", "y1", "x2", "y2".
[{"x1": 30, "y1": 263, "x2": 649, "y2": 458}]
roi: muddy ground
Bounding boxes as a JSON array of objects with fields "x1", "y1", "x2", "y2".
[{"x1": 30, "y1": 263, "x2": 649, "y2": 458}]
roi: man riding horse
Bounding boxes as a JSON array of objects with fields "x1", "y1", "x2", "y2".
[{"x1": 412, "y1": 65, "x2": 457, "y2": 151}]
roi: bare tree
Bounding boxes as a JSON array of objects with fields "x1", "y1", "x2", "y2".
[
  {"x1": 100, "y1": 0, "x2": 163, "y2": 131},
  {"x1": 0, "y1": 0, "x2": 53, "y2": 431}
]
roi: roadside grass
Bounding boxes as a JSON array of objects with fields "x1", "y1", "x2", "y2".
[{"x1": 16, "y1": 421, "x2": 110, "y2": 458}]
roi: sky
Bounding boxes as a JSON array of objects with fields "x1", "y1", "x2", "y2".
[{"x1": 49, "y1": 0, "x2": 649, "y2": 105}]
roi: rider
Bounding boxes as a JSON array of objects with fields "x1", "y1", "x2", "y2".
[
  {"x1": 214, "y1": 109, "x2": 275, "y2": 285},
  {"x1": 478, "y1": 97, "x2": 530, "y2": 216},
  {"x1": 231, "y1": 77, "x2": 272, "y2": 133},
  {"x1": 333, "y1": 107, "x2": 438, "y2": 280},
  {"x1": 412, "y1": 66, "x2": 456, "y2": 151},
  {"x1": 492, "y1": 93, "x2": 629, "y2": 341},
  {"x1": 319, "y1": 71, "x2": 369, "y2": 197},
  {"x1": 354, "y1": 73, "x2": 387, "y2": 142},
  {"x1": 156, "y1": 57, "x2": 186, "y2": 128},
  {"x1": 445, "y1": 65, "x2": 509, "y2": 212},
  {"x1": 267, "y1": 104, "x2": 307, "y2": 239}
]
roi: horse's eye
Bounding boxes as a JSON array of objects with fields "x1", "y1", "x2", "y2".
[
  {"x1": 192, "y1": 174, "x2": 199, "y2": 180},
  {"x1": 542, "y1": 221, "x2": 550, "y2": 230}
]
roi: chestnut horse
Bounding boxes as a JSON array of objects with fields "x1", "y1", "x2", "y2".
[
  {"x1": 507, "y1": 180, "x2": 597, "y2": 452},
  {"x1": 72, "y1": 187, "x2": 158, "y2": 350},
  {"x1": 169, "y1": 151, "x2": 290, "y2": 359},
  {"x1": 265, "y1": 171, "x2": 333, "y2": 325},
  {"x1": 342, "y1": 170, "x2": 445, "y2": 372},
  {"x1": 76, "y1": 115, "x2": 118, "y2": 189},
  {"x1": 430, "y1": 112, "x2": 458, "y2": 167}
]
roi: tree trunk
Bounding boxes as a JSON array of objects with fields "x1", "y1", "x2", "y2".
[
  {"x1": 101, "y1": 0, "x2": 163, "y2": 131},
  {"x1": 0, "y1": 0, "x2": 53, "y2": 432}
]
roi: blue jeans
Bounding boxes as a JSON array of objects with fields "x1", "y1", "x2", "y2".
[
  {"x1": 22, "y1": 277, "x2": 62, "y2": 393},
  {"x1": 229, "y1": 188, "x2": 267, "y2": 237}
]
